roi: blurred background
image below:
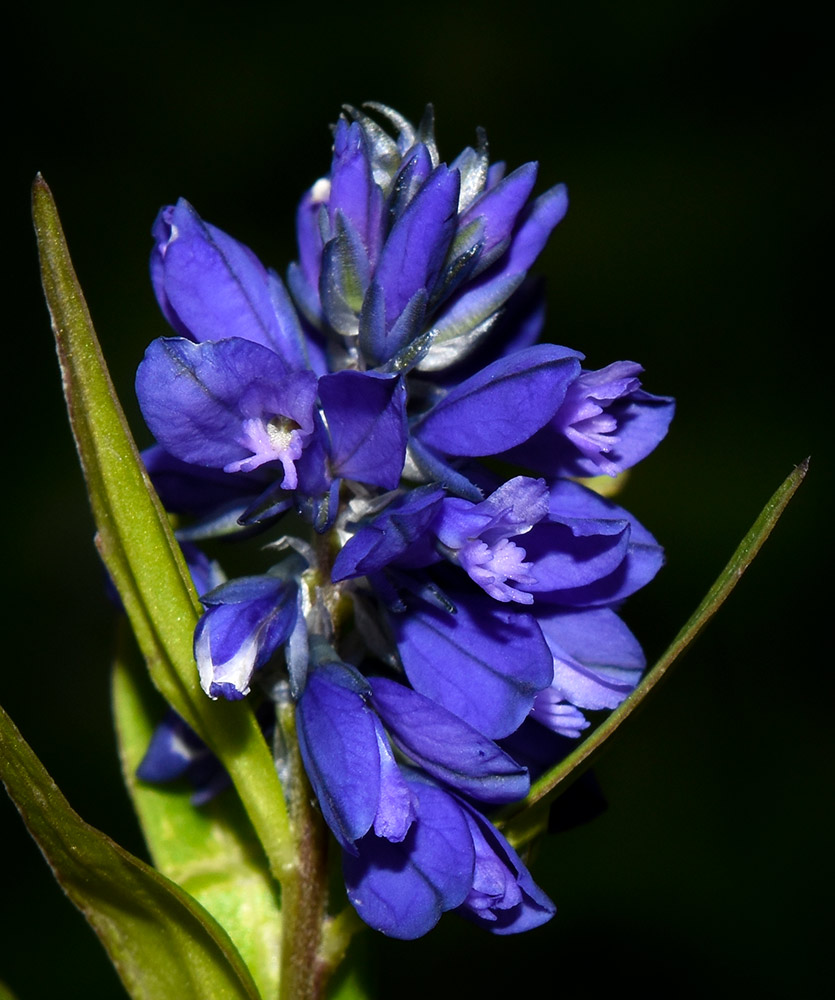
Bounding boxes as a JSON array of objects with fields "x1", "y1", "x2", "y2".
[{"x1": 4, "y1": 1, "x2": 830, "y2": 996}]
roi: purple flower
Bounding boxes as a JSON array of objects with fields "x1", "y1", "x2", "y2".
[
  {"x1": 530, "y1": 606, "x2": 646, "y2": 737},
  {"x1": 194, "y1": 575, "x2": 297, "y2": 700},
  {"x1": 342, "y1": 772, "x2": 554, "y2": 939},
  {"x1": 504, "y1": 361, "x2": 675, "y2": 478},
  {"x1": 137, "y1": 337, "x2": 319, "y2": 486},
  {"x1": 457, "y1": 800, "x2": 555, "y2": 933},
  {"x1": 134, "y1": 102, "x2": 674, "y2": 940}
]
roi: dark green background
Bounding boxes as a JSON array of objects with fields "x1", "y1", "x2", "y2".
[{"x1": 4, "y1": 1, "x2": 830, "y2": 997}]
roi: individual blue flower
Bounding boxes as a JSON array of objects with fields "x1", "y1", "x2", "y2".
[
  {"x1": 342, "y1": 771, "x2": 554, "y2": 938},
  {"x1": 332, "y1": 476, "x2": 549, "y2": 603},
  {"x1": 194, "y1": 575, "x2": 298, "y2": 699},
  {"x1": 334, "y1": 476, "x2": 662, "y2": 610},
  {"x1": 456, "y1": 798, "x2": 555, "y2": 933},
  {"x1": 430, "y1": 476, "x2": 549, "y2": 603},
  {"x1": 137, "y1": 337, "x2": 319, "y2": 486},
  {"x1": 504, "y1": 360, "x2": 675, "y2": 478}
]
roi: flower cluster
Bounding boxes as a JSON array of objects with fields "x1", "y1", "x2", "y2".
[{"x1": 136, "y1": 104, "x2": 674, "y2": 939}]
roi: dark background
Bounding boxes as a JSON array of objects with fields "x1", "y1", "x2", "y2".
[{"x1": 4, "y1": 1, "x2": 830, "y2": 997}]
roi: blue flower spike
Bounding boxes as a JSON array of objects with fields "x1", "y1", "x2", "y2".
[{"x1": 135, "y1": 103, "x2": 674, "y2": 942}]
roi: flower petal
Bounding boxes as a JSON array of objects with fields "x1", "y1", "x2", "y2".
[
  {"x1": 151, "y1": 199, "x2": 299, "y2": 361},
  {"x1": 295, "y1": 663, "x2": 381, "y2": 852},
  {"x1": 536, "y1": 480, "x2": 665, "y2": 605},
  {"x1": 343, "y1": 775, "x2": 474, "y2": 938},
  {"x1": 459, "y1": 161, "x2": 539, "y2": 270},
  {"x1": 319, "y1": 370, "x2": 408, "y2": 489},
  {"x1": 535, "y1": 606, "x2": 645, "y2": 711},
  {"x1": 390, "y1": 586, "x2": 553, "y2": 738},
  {"x1": 373, "y1": 164, "x2": 460, "y2": 354},
  {"x1": 457, "y1": 802, "x2": 555, "y2": 934},
  {"x1": 413, "y1": 345, "x2": 582, "y2": 457},
  {"x1": 370, "y1": 677, "x2": 530, "y2": 804}
]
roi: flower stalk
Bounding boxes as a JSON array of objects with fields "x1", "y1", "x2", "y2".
[{"x1": 275, "y1": 695, "x2": 331, "y2": 1000}]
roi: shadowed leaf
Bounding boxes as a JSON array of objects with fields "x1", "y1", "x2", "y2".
[
  {"x1": 112, "y1": 627, "x2": 281, "y2": 1000},
  {"x1": 0, "y1": 702, "x2": 261, "y2": 1000}
]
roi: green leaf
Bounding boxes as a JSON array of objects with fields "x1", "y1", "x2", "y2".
[
  {"x1": 499, "y1": 459, "x2": 809, "y2": 846},
  {"x1": 327, "y1": 972, "x2": 373, "y2": 1000},
  {"x1": 112, "y1": 625, "x2": 282, "y2": 1000},
  {"x1": 32, "y1": 176, "x2": 292, "y2": 878},
  {"x1": 0, "y1": 702, "x2": 261, "y2": 1000},
  {"x1": 322, "y1": 918, "x2": 373, "y2": 1000},
  {"x1": 0, "y1": 980, "x2": 20, "y2": 1000}
]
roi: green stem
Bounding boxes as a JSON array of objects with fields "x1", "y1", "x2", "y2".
[{"x1": 276, "y1": 696, "x2": 331, "y2": 1000}]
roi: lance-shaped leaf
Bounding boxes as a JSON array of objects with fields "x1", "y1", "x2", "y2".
[
  {"x1": 498, "y1": 459, "x2": 810, "y2": 848},
  {"x1": 32, "y1": 177, "x2": 292, "y2": 878},
  {"x1": 112, "y1": 635, "x2": 281, "y2": 1000},
  {"x1": 0, "y1": 701, "x2": 261, "y2": 1000}
]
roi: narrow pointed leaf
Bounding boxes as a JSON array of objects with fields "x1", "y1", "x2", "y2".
[
  {"x1": 112, "y1": 630, "x2": 281, "y2": 1000},
  {"x1": 498, "y1": 459, "x2": 809, "y2": 846},
  {"x1": 0, "y1": 702, "x2": 261, "y2": 1000},
  {"x1": 32, "y1": 177, "x2": 291, "y2": 876}
]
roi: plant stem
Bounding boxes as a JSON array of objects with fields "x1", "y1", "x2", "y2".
[{"x1": 276, "y1": 696, "x2": 331, "y2": 1000}]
